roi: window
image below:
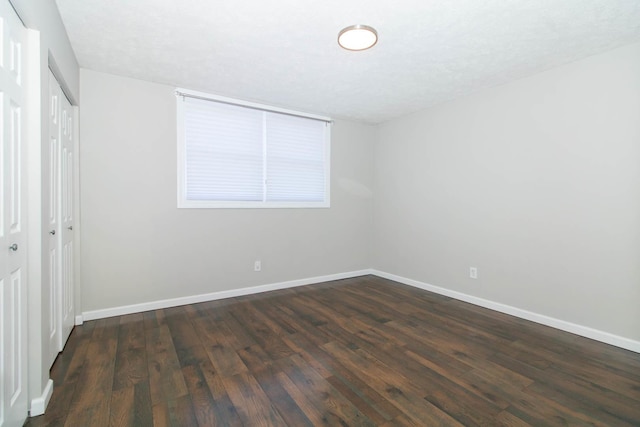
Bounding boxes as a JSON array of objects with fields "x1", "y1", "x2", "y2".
[{"x1": 177, "y1": 89, "x2": 331, "y2": 208}]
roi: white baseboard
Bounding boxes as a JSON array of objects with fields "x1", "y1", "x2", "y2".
[
  {"x1": 82, "y1": 269, "x2": 372, "y2": 321},
  {"x1": 30, "y1": 379, "x2": 53, "y2": 416},
  {"x1": 371, "y1": 270, "x2": 640, "y2": 354},
  {"x1": 78, "y1": 267, "x2": 639, "y2": 354}
]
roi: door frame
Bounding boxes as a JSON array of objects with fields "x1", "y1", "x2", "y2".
[{"x1": 24, "y1": 22, "x2": 51, "y2": 420}]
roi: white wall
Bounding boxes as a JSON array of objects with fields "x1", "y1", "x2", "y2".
[
  {"x1": 374, "y1": 42, "x2": 640, "y2": 342},
  {"x1": 79, "y1": 69, "x2": 374, "y2": 312},
  {"x1": 10, "y1": 0, "x2": 80, "y2": 408}
]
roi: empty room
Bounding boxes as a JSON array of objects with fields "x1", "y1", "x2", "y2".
[{"x1": 1, "y1": 0, "x2": 639, "y2": 426}]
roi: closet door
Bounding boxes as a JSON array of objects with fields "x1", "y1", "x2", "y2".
[
  {"x1": 46, "y1": 69, "x2": 60, "y2": 366},
  {"x1": 47, "y1": 70, "x2": 75, "y2": 357},
  {"x1": 59, "y1": 91, "x2": 74, "y2": 348},
  {"x1": 0, "y1": 0, "x2": 29, "y2": 425}
]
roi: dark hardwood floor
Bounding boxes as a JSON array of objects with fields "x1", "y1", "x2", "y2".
[{"x1": 25, "y1": 275, "x2": 640, "y2": 426}]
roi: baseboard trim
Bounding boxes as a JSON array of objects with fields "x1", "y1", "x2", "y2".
[
  {"x1": 30, "y1": 379, "x2": 53, "y2": 416},
  {"x1": 371, "y1": 270, "x2": 640, "y2": 354},
  {"x1": 82, "y1": 269, "x2": 372, "y2": 321},
  {"x1": 79, "y1": 267, "x2": 639, "y2": 353}
]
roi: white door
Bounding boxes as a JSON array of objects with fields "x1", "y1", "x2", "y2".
[
  {"x1": 47, "y1": 71, "x2": 75, "y2": 357},
  {"x1": 46, "y1": 70, "x2": 60, "y2": 366},
  {"x1": 59, "y1": 91, "x2": 74, "y2": 349},
  {"x1": 0, "y1": 1, "x2": 29, "y2": 426}
]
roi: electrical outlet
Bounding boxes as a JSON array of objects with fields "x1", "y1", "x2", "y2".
[
  {"x1": 469, "y1": 267, "x2": 478, "y2": 279},
  {"x1": 254, "y1": 260, "x2": 261, "y2": 272}
]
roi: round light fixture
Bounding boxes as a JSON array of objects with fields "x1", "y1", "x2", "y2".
[{"x1": 338, "y1": 25, "x2": 378, "y2": 51}]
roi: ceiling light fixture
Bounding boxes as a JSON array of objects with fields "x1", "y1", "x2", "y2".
[{"x1": 338, "y1": 25, "x2": 378, "y2": 51}]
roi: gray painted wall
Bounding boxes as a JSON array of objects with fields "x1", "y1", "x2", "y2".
[
  {"x1": 81, "y1": 42, "x2": 640, "y2": 344},
  {"x1": 79, "y1": 69, "x2": 374, "y2": 312},
  {"x1": 373, "y1": 42, "x2": 640, "y2": 341}
]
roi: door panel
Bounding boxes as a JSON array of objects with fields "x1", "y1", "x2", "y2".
[
  {"x1": 8, "y1": 103, "x2": 20, "y2": 232},
  {"x1": 0, "y1": 1, "x2": 28, "y2": 425},
  {"x1": 59, "y1": 93, "x2": 74, "y2": 348},
  {"x1": 46, "y1": 70, "x2": 59, "y2": 366}
]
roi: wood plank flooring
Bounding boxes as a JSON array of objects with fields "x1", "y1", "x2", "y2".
[{"x1": 25, "y1": 275, "x2": 640, "y2": 426}]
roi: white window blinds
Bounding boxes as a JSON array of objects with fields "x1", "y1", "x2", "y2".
[
  {"x1": 265, "y1": 113, "x2": 326, "y2": 202},
  {"x1": 178, "y1": 91, "x2": 331, "y2": 208}
]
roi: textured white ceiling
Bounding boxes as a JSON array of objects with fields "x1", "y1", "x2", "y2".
[{"x1": 56, "y1": 0, "x2": 640, "y2": 123}]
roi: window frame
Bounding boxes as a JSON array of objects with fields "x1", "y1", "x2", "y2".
[{"x1": 176, "y1": 88, "x2": 331, "y2": 209}]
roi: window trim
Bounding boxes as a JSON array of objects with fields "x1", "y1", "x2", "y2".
[{"x1": 176, "y1": 88, "x2": 331, "y2": 209}]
